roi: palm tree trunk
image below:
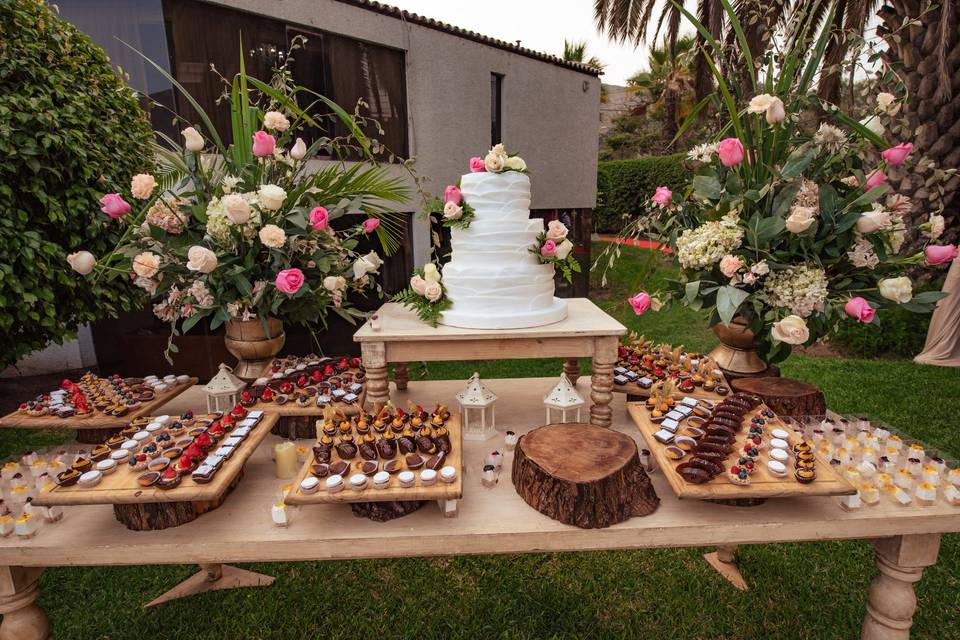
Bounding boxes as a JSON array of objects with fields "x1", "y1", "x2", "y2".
[{"x1": 817, "y1": 0, "x2": 848, "y2": 104}]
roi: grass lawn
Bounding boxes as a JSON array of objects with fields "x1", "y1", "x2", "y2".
[{"x1": 4, "y1": 242, "x2": 960, "y2": 639}]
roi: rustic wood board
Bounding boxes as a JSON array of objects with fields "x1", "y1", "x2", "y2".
[
  {"x1": 245, "y1": 361, "x2": 366, "y2": 417},
  {"x1": 33, "y1": 412, "x2": 278, "y2": 506},
  {"x1": 0, "y1": 377, "x2": 198, "y2": 431},
  {"x1": 627, "y1": 401, "x2": 854, "y2": 500},
  {"x1": 285, "y1": 414, "x2": 463, "y2": 505}
]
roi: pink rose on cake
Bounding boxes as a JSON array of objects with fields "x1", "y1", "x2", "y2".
[
  {"x1": 469, "y1": 157, "x2": 486, "y2": 173},
  {"x1": 443, "y1": 185, "x2": 462, "y2": 205},
  {"x1": 546, "y1": 220, "x2": 568, "y2": 242},
  {"x1": 540, "y1": 240, "x2": 557, "y2": 257}
]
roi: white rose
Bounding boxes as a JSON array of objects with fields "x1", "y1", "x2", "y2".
[
  {"x1": 879, "y1": 276, "x2": 913, "y2": 304},
  {"x1": 66, "y1": 251, "x2": 96, "y2": 275},
  {"x1": 751, "y1": 260, "x2": 769, "y2": 275},
  {"x1": 765, "y1": 97, "x2": 786, "y2": 124},
  {"x1": 132, "y1": 252, "x2": 161, "y2": 278},
  {"x1": 877, "y1": 92, "x2": 900, "y2": 116},
  {"x1": 443, "y1": 201, "x2": 463, "y2": 220},
  {"x1": 860, "y1": 115, "x2": 885, "y2": 137},
  {"x1": 423, "y1": 263, "x2": 441, "y2": 283},
  {"x1": 222, "y1": 194, "x2": 251, "y2": 224},
  {"x1": 786, "y1": 205, "x2": 816, "y2": 234},
  {"x1": 491, "y1": 143, "x2": 508, "y2": 159},
  {"x1": 924, "y1": 214, "x2": 945, "y2": 240},
  {"x1": 505, "y1": 156, "x2": 527, "y2": 171},
  {"x1": 719, "y1": 254, "x2": 744, "y2": 278},
  {"x1": 546, "y1": 220, "x2": 568, "y2": 242},
  {"x1": 771, "y1": 315, "x2": 809, "y2": 345},
  {"x1": 856, "y1": 207, "x2": 891, "y2": 234},
  {"x1": 423, "y1": 281, "x2": 443, "y2": 302},
  {"x1": 258, "y1": 224, "x2": 286, "y2": 248},
  {"x1": 409, "y1": 275, "x2": 427, "y2": 296},
  {"x1": 290, "y1": 137, "x2": 307, "y2": 161},
  {"x1": 747, "y1": 94, "x2": 776, "y2": 113},
  {"x1": 262, "y1": 111, "x2": 290, "y2": 132},
  {"x1": 181, "y1": 127, "x2": 204, "y2": 152},
  {"x1": 323, "y1": 275, "x2": 346, "y2": 292},
  {"x1": 186, "y1": 246, "x2": 217, "y2": 273},
  {"x1": 555, "y1": 239, "x2": 574, "y2": 260},
  {"x1": 353, "y1": 251, "x2": 383, "y2": 280},
  {"x1": 258, "y1": 184, "x2": 287, "y2": 210},
  {"x1": 484, "y1": 151, "x2": 504, "y2": 172}
]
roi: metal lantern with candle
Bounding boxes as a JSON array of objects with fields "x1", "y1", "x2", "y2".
[
  {"x1": 456, "y1": 372, "x2": 498, "y2": 441},
  {"x1": 204, "y1": 363, "x2": 246, "y2": 413},
  {"x1": 543, "y1": 373, "x2": 584, "y2": 424}
]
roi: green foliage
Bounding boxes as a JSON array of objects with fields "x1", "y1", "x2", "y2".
[
  {"x1": 391, "y1": 288, "x2": 450, "y2": 328},
  {"x1": 0, "y1": 0, "x2": 153, "y2": 368},
  {"x1": 421, "y1": 196, "x2": 475, "y2": 230},
  {"x1": 833, "y1": 298, "x2": 932, "y2": 358},
  {"x1": 595, "y1": 154, "x2": 689, "y2": 233}
]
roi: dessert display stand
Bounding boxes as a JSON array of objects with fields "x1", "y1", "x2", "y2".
[
  {"x1": 354, "y1": 299, "x2": 627, "y2": 427},
  {"x1": 729, "y1": 376, "x2": 827, "y2": 419},
  {"x1": 512, "y1": 423, "x2": 659, "y2": 528},
  {"x1": 2, "y1": 381, "x2": 958, "y2": 640},
  {"x1": 0, "y1": 377, "x2": 198, "y2": 444}
]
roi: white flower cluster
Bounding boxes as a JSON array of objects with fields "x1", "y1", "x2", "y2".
[
  {"x1": 687, "y1": 143, "x2": 718, "y2": 163},
  {"x1": 759, "y1": 265, "x2": 829, "y2": 318},
  {"x1": 675, "y1": 215, "x2": 744, "y2": 270},
  {"x1": 847, "y1": 237, "x2": 880, "y2": 269},
  {"x1": 205, "y1": 192, "x2": 262, "y2": 245}
]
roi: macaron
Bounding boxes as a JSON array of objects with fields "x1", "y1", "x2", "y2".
[
  {"x1": 770, "y1": 438, "x2": 790, "y2": 450},
  {"x1": 767, "y1": 460, "x2": 787, "y2": 477},
  {"x1": 349, "y1": 473, "x2": 368, "y2": 491},
  {"x1": 440, "y1": 466, "x2": 457, "y2": 484},
  {"x1": 770, "y1": 428, "x2": 790, "y2": 440},
  {"x1": 372, "y1": 471, "x2": 391, "y2": 490},
  {"x1": 95, "y1": 459, "x2": 117, "y2": 475},
  {"x1": 78, "y1": 470, "x2": 102, "y2": 487},
  {"x1": 398, "y1": 470, "x2": 415, "y2": 488},
  {"x1": 110, "y1": 449, "x2": 131, "y2": 463},
  {"x1": 299, "y1": 476, "x2": 320, "y2": 495},
  {"x1": 420, "y1": 469, "x2": 438, "y2": 486},
  {"x1": 769, "y1": 448, "x2": 789, "y2": 463},
  {"x1": 325, "y1": 474, "x2": 344, "y2": 493}
]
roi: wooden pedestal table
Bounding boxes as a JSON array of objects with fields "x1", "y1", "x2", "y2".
[
  {"x1": 354, "y1": 299, "x2": 627, "y2": 427},
  {"x1": 1, "y1": 380, "x2": 958, "y2": 640}
]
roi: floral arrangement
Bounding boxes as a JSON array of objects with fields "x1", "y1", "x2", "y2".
[
  {"x1": 597, "y1": 3, "x2": 957, "y2": 364},
  {"x1": 392, "y1": 263, "x2": 450, "y2": 326},
  {"x1": 530, "y1": 220, "x2": 580, "y2": 283},
  {"x1": 67, "y1": 43, "x2": 408, "y2": 356},
  {"x1": 421, "y1": 183, "x2": 476, "y2": 230},
  {"x1": 469, "y1": 143, "x2": 527, "y2": 174}
]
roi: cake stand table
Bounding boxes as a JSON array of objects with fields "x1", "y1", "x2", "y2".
[{"x1": 354, "y1": 298, "x2": 627, "y2": 427}]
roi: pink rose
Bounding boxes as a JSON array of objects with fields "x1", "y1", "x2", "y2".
[
  {"x1": 309, "y1": 207, "x2": 329, "y2": 230},
  {"x1": 628, "y1": 292, "x2": 651, "y2": 315},
  {"x1": 99, "y1": 193, "x2": 131, "y2": 219},
  {"x1": 540, "y1": 239, "x2": 557, "y2": 257},
  {"x1": 443, "y1": 185, "x2": 462, "y2": 205},
  {"x1": 362, "y1": 218, "x2": 380, "y2": 233},
  {"x1": 865, "y1": 169, "x2": 887, "y2": 190},
  {"x1": 651, "y1": 186, "x2": 672, "y2": 206},
  {"x1": 469, "y1": 157, "x2": 486, "y2": 173},
  {"x1": 925, "y1": 244, "x2": 959, "y2": 265},
  {"x1": 275, "y1": 268, "x2": 305, "y2": 295},
  {"x1": 252, "y1": 131, "x2": 276, "y2": 158},
  {"x1": 881, "y1": 142, "x2": 913, "y2": 167},
  {"x1": 844, "y1": 297, "x2": 875, "y2": 323},
  {"x1": 717, "y1": 138, "x2": 745, "y2": 167}
]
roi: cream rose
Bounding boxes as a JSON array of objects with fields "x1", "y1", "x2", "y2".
[
  {"x1": 747, "y1": 94, "x2": 776, "y2": 113},
  {"x1": 258, "y1": 224, "x2": 286, "y2": 248},
  {"x1": 650, "y1": 297, "x2": 663, "y2": 312},
  {"x1": 132, "y1": 252, "x2": 160, "y2": 278},
  {"x1": 546, "y1": 220, "x2": 568, "y2": 242},
  {"x1": 771, "y1": 315, "x2": 809, "y2": 345},
  {"x1": 130, "y1": 174, "x2": 157, "y2": 200},
  {"x1": 443, "y1": 201, "x2": 463, "y2": 220},
  {"x1": 879, "y1": 276, "x2": 913, "y2": 304},
  {"x1": 423, "y1": 263, "x2": 441, "y2": 283},
  {"x1": 409, "y1": 275, "x2": 427, "y2": 296},
  {"x1": 353, "y1": 251, "x2": 383, "y2": 280},
  {"x1": 856, "y1": 206, "x2": 891, "y2": 234},
  {"x1": 186, "y1": 246, "x2": 217, "y2": 273},
  {"x1": 290, "y1": 138, "x2": 307, "y2": 161},
  {"x1": 555, "y1": 239, "x2": 574, "y2": 260},
  {"x1": 860, "y1": 115, "x2": 884, "y2": 137},
  {"x1": 323, "y1": 275, "x2": 346, "y2": 292},
  {"x1": 719, "y1": 254, "x2": 744, "y2": 278},
  {"x1": 222, "y1": 194, "x2": 251, "y2": 224},
  {"x1": 181, "y1": 127, "x2": 204, "y2": 152},
  {"x1": 484, "y1": 151, "x2": 504, "y2": 172},
  {"x1": 505, "y1": 156, "x2": 527, "y2": 171},
  {"x1": 262, "y1": 110, "x2": 290, "y2": 132},
  {"x1": 877, "y1": 92, "x2": 900, "y2": 116},
  {"x1": 786, "y1": 205, "x2": 816, "y2": 234},
  {"x1": 751, "y1": 260, "x2": 770, "y2": 276},
  {"x1": 67, "y1": 251, "x2": 96, "y2": 275},
  {"x1": 423, "y1": 281, "x2": 443, "y2": 303},
  {"x1": 257, "y1": 184, "x2": 287, "y2": 210}
]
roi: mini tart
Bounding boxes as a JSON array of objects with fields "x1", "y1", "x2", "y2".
[
  {"x1": 405, "y1": 454, "x2": 424, "y2": 470},
  {"x1": 90, "y1": 445, "x2": 111, "y2": 462},
  {"x1": 795, "y1": 467, "x2": 816, "y2": 484},
  {"x1": 727, "y1": 465, "x2": 750, "y2": 486},
  {"x1": 137, "y1": 471, "x2": 161, "y2": 487},
  {"x1": 156, "y1": 467, "x2": 182, "y2": 489},
  {"x1": 72, "y1": 456, "x2": 92, "y2": 473},
  {"x1": 56, "y1": 469, "x2": 80, "y2": 487},
  {"x1": 664, "y1": 446, "x2": 685, "y2": 460}
]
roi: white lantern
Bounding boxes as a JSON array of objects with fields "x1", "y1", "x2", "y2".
[
  {"x1": 456, "y1": 372, "x2": 498, "y2": 441},
  {"x1": 204, "y1": 363, "x2": 246, "y2": 413},
  {"x1": 544, "y1": 373, "x2": 585, "y2": 424}
]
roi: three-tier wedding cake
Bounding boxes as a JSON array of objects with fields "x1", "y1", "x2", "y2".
[{"x1": 440, "y1": 154, "x2": 568, "y2": 329}]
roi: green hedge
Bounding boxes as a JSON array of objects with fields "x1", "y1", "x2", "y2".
[
  {"x1": 595, "y1": 154, "x2": 689, "y2": 233},
  {"x1": 832, "y1": 300, "x2": 933, "y2": 359}
]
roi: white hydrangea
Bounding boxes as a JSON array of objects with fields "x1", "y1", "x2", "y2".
[
  {"x1": 759, "y1": 265, "x2": 829, "y2": 318},
  {"x1": 847, "y1": 238, "x2": 879, "y2": 269},
  {"x1": 205, "y1": 192, "x2": 262, "y2": 245},
  {"x1": 675, "y1": 215, "x2": 744, "y2": 270}
]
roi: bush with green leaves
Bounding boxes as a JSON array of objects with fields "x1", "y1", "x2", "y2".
[
  {"x1": 595, "y1": 154, "x2": 689, "y2": 233},
  {"x1": 0, "y1": 0, "x2": 152, "y2": 368}
]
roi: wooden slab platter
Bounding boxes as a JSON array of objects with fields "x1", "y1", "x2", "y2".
[
  {"x1": 610, "y1": 338, "x2": 730, "y2": 402},
  {"x1": 613, "y1": 376, "x2": 730, "y2": 403},
  {"x1": 627, "y1": 399, "x2": 854, "y2": 501},
  {"x1": 285, "y1": 413, "x2": 462, "y2": 506}
]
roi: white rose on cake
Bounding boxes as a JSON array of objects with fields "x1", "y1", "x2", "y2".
[
  {"x1": 443, "y1": 201, "x2": 463, "y2": 220},
  {"x1": 484, "y1": 151, "x2": 504, "y2": 173},
  {"x1": 410, "y1": 275, "x2": 427, "y2": 296},
  {"x1": 423, "y1": 263, "x2": 441, "y2": 283},
  {"x1": 546, "y1": 220, "x2": 568, "y2": 242},
  {"x1": 555, "y1": 239, "x2": 574, "y2": 260},
  {"x1": 423, "y1": 281, "x2": 443, "y2": 302},
  {"x1": 771, "y1": 315, "x2": 809, "y2": 345},
  {"x1": 505, "y1": 156, "x2": 526, "y2": 171}
]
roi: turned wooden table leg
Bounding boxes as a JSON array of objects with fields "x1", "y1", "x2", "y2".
[
  {"x1": 590, "y1": 337, "x2": 618, "y2": 428},
  {"x1": 563, "y1": 358, "x2": 581, "y2": 386},
  {"x1": 862, "y1": 534, "x2": 941, "y2": 640},
  {"x1": 394, "y1": 362, "x2": 410, "y2": 391},
  {"x1": 361, "y1": 342, "x2": 389, "y2": 411},
  {"x1": 0, "y1": 567, "x2": 49, "y2": 640}
]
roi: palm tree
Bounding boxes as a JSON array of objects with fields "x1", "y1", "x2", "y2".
[
  {"x1": 562, "y1": 38, "x2": 606, "y2": 72},
  {"x1": 627, "y1": 34, "x2": 697, "y2": 139}
]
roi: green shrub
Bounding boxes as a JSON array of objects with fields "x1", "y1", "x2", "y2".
[
  {"x1": 595, "y1": 154, "x2": 689, "y2": 233},
  {"x1": 0, "y1": 0, "x2": 153, "y2": 368},
  {"x1": 832, "y1": 303, "x2": 932, "y2": 359}
]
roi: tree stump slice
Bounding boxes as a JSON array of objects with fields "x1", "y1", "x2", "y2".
[
  {"x1": 512, "y1": 423, "x2": 659, "y2": 529},
  {"x1": 350, "y1": 500, "x2": 426, "y2": 522},
  {"x1": 270, "y1": 416, "x2": 316, "y2": 440},
  {"x1": 113, "y1": 469, "x2": 243, "y2": 531},
  {"x1": 730, "y1": 376, "x2": 826, "y2": 420}
]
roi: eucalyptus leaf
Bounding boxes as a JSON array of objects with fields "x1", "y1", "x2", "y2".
[
  {"x1": 716, "y1": 286, "x2": 749, "y2": 325},
  {"x1": 693, "y1": 174, "x2": 722, "y2": 201},
  {"x1": 781, "y1": 143, "x2": 816, "y2": 179}
]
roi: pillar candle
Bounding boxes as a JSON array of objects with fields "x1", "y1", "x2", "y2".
[{"x1": 274, "y1": 441, "x2": 298, "y2": 479}]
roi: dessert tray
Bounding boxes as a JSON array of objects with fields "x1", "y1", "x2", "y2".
[
  {"x1": 285, "y1": 402, "x2": 463, "y2": 505},
  {"x1": 0, "y1": 372, "x2": 197, "y2": 430},
  {"x1": 612, "y1": 335, "x2": 729, "y2": 402},
  {"x1": 627, "y1": 387, "x2": 853, "y2": 500},
  {"x1": 33, "y1": 408, "x2": 277, "y2": 506},
  {"x1": 241, "y1": 355, "x2": 366, "y2": 416}
]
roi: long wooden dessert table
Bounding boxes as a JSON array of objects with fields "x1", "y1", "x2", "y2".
[
  {"x1": 1, "y1": 379, "x2": 958, "y2": 640},
  {"x1": 354, "y1": 298, "x2": 628, "y2": 427}
]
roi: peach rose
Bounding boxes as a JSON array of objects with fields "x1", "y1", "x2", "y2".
[
  {"x1": 546, "y1": 220, "x2": 568, "y2": 242},
  {"x1": 67, "y1": 251, "x2": 96, "y2": 275},
  {"x1": 258, "y1": 224, "x2": 286, "y2": 248},
  {"x1": 132, "y1": 252, "x2": 160, "y2": 278},
  {"x1": 423, "y1": 281, "x2": 443, "y2": 302},
  {"x1": 130, "y1": 174, "x2": 157, "y2": 200},
  {"x1": 186, "y1": 246, "x2": 217, "y2": 273}
]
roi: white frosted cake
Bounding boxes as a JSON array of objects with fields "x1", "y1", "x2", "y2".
[{"x1": 440, "y1": 171, "x2": 568, "y2": 329}]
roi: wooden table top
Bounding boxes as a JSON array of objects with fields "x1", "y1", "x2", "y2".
[
  {"x1": 353, "y1": 299, "x2": 627, "y2": 342},
  {"x1": 2, "y1": 379, "x2": 957, "y2": 568}
]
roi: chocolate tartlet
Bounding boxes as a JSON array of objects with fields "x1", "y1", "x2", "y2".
[
  {"x1": 405, "y1": 454, "x2": 424, "y2": 470},
  {"x1": 383, "y1": 459, "x2": 402, "y2": 474}
]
